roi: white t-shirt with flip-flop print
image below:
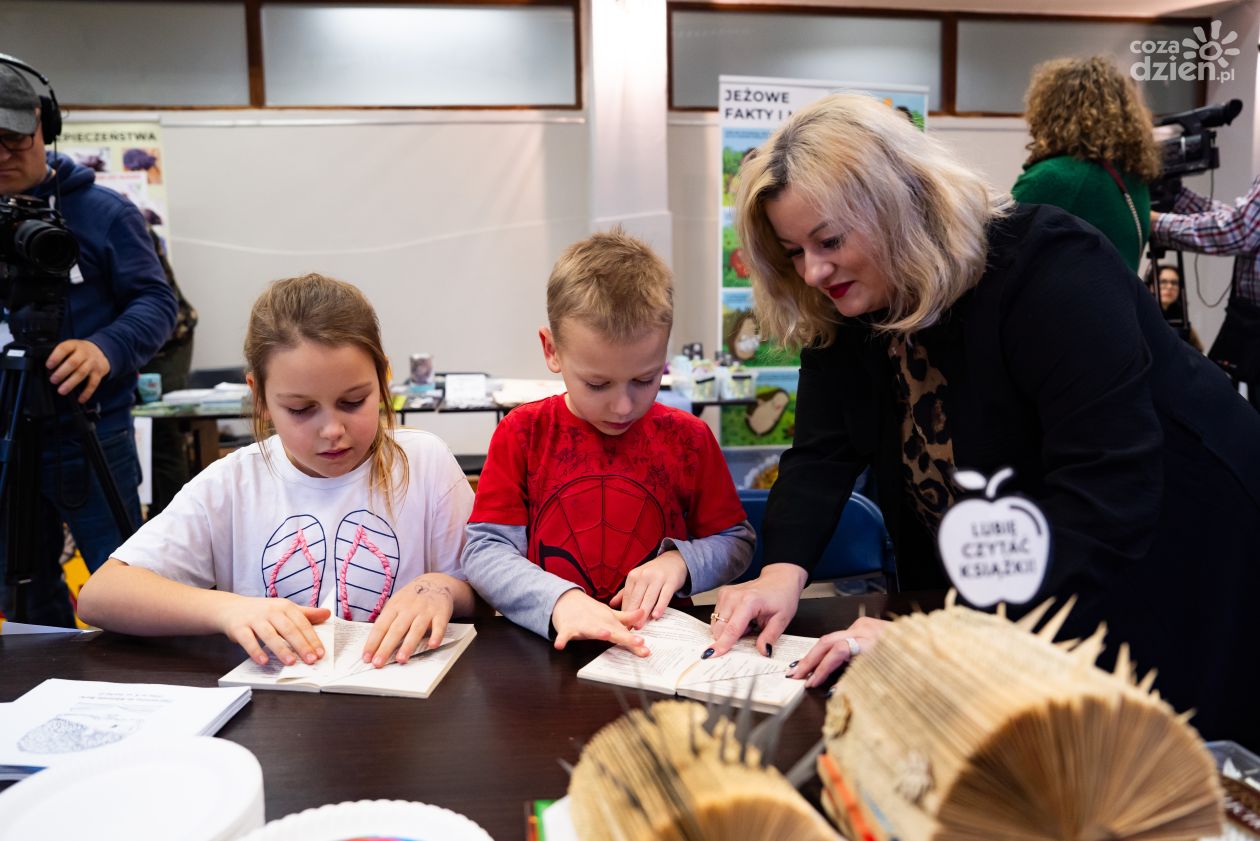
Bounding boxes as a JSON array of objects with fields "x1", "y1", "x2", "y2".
[{"x1": 114, "y1": 429, "x2": 473, "y2": 622}]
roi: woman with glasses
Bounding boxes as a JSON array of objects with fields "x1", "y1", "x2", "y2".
[{"x1": 1153, "y1": 264, "x2": 1204, "y2": 351}]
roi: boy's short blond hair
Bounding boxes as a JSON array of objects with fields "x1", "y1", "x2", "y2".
[{"x1": 547, "y1": 228, "x2": 673, "y2": 345}]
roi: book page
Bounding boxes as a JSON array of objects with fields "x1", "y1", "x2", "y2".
[
  {"x1": 678, "y1": 666, "x2": 806, "y2": 711},
  {"x1": 576, "y1": 609, "x2": 818, "y2": 708},
  {"x1": 643, "y1": 608, "x2": 815, "y2": 665},
  {"x1": 0, "y1": 680, "x2": 250, "y2": 772},
  {"x1": 326, "y1": 620, "x2": 473, "y2": 683},
  {"x1": 635, "y1": 608, "x2": 712, "y2": 645},
  {"x1": 219, "y1": 620, "x2": 337, "y2": 687},
  {"x1": 675, "y1": 627, "x2": 815, "y2": 711},
  {"x1": 576, "y1": 609, "x2": 714, "y2": 693},
  {"x1": 327, "y1": 624, "x2": 476, "y2": 697},
  {"x1": 678, "y1": 649, "x2": 788, "y2": 687},
  {"x1": 576, "y1": 635, "x2": 702, "y2": 694},
  {"x1": 729, "y1": 631, "x2": 816, "y2": 664}
]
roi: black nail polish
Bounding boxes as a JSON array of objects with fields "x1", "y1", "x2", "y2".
[
  {"x1": 789, "y1": 660, "x2": 799, "y2": 668},
  {"x1": 826, "y1": 687, "x2": 835, "y2": 698},
  {"x1": 765, "y1": 644, "x2": 773, "y2": 658},
  {"x1": 702, "y1": 648, "x2": 715, "y2": 659}
]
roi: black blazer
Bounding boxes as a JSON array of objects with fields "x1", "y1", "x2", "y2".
[{"x1": 764, "y1": 204, "x2": 1260, "y2": 742}]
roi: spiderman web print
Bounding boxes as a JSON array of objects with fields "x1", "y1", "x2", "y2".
[{"x1": 534, "y1": 475, "x2": 666, "y2": 600}]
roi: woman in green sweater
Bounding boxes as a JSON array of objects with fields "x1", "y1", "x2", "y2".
[{"x1": 1012, "y1": 57, "x2": 1163, "y2": 272}]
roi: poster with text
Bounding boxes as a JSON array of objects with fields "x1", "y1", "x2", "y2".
[
  {"x1": 58, "y1": 122, "x2": 170, "y2": 255},
  {"x1": 717, "y1": 76, "x2": 928, "y2": 453}
]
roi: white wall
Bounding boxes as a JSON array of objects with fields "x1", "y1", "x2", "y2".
[
  {"x1": 136, "y1": 110, "x2": 589, "y2": 453},
  {"x1": 588, "y1": 0, "x2": 673, "y2": 255},
  {"x1": 63, "y1": 0, "x2": 1256, "y2": 456}
]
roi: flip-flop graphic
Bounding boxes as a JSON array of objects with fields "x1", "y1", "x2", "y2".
[
  {"x1": 261, "y1": 514, "x2": 328, "y2": 607},
  {"x1": 335, "y1": 510, "x2": 401, "y2": 622}
]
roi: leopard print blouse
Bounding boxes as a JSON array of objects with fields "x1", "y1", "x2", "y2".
[{"x1": 887, "y1": 334, "x2": 956, "y2": 533}]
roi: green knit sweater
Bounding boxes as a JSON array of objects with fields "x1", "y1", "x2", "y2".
[{"x1": 1011, "y1": 156, "x2": 1150, "y2": 272}]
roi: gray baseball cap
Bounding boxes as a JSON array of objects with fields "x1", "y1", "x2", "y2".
[{"x1": 0, "y1": 64, "x2": 39, "y2": 135}]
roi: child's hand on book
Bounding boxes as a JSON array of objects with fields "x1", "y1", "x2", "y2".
[
  {"x1": 787, "y1": 616, "x2": 889, "y2": 687},
  {"x1": 610, "y1": 550, "x2": 688, "y2": 626},
  {"x1": 218, "y1": 596, "x2": 330, "y2": 667},
  {"x1": 552, "y1": 589, "x2": 651, "y2": 657},
  {"x1": 361, "y1": 573, "x2": 460, "y2": 668}
]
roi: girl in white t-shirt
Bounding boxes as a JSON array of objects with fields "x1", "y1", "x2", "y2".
[{"x1": 79, "y1": 274, "x2": 475, "y2": 670}]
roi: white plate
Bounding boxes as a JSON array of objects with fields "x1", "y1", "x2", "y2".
[
  {"x1": 0, "y1": 736, "x2": 264, "y2": 841},
  {"x1": 238, "y1": 799, "x2": 495, "y2": 841}
]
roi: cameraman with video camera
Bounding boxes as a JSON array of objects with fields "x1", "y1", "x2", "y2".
[
  {"x1": 0, "y1": 61, "x2": 176, "y2": 625},
  {"x1": 1151, "y1": 175, "x2": 1260, "y2": 409}
]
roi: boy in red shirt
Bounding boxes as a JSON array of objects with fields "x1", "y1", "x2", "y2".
[{"x1": 462, "y1": 230, "x2": 753, "y2": 656}]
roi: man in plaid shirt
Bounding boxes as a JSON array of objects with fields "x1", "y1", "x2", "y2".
[{"x1": 1152, "y1": 176, "x2": 1260, "y2": 408}]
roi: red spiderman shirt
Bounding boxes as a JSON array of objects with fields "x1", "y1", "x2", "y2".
[{"x1": 470, "y1": 395, "x2": 746, "y2": 600}]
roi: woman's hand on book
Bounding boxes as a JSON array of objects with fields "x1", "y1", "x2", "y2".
[
  {"x1": 787, "y1": 616, "x2": 890, "y2": 687},
  {"x1": 552, "y1": 589, "x2": 651, "y2": 657},
  {"x1": 218, "y1": 596, "x2": 330, "y2": 667},
  {"x1": 362, "y1": 573, "x2": 462, "y2": 668},
  {"x1": 709, "y1": 563, "x2": 808, "y2": 657},
  {"x1": 610, "y1": 551, "x2": 688, "y2": 626}
]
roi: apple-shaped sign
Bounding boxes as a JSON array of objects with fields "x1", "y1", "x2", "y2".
[{"x1": 937, "y1": 467, "x2": 1050, "y2": 608}]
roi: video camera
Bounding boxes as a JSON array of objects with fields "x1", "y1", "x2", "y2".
[
  {"x1": 0, "y1": 195, "x2": 80, "y2": 354},
  {"x1": 1150, "y1": 98, "x2": 1244, "y2": 211}
]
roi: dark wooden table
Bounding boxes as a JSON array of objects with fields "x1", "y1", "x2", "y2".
[{"x1": 0, "y1": 592, "x2": 943, "y2": 840}]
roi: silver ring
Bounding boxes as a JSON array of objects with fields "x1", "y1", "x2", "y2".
[{"x1": 844, "y1": 637, "x2": 861, "y2": 658}]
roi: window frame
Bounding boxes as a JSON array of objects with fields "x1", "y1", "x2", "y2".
[
  {"x1": 42, "y1": 0, "x2": 583, "y2": 111},
  {"x1": 667, "y1": 3, "x2": 1209, "y2": 117}
]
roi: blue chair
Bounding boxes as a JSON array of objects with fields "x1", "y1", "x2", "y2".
[{"x1": 734, "y1": 488, "x2": 894, "y2": 585}]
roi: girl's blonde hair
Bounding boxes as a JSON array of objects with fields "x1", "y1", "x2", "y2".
[
  {"x1": 244, "y1": 273, "x2": 407, "y2": 513},
  {"x1": 1023, "y1": 56, "x2": 1163, "y2": 182},
  {"x1": 735, "y1": 93, "x2": 1010, "y2": 347}
]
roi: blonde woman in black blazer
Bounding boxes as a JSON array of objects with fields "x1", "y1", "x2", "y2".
[{"x1": 709, "y1": 93, "x2": 1260, "y2": 747}]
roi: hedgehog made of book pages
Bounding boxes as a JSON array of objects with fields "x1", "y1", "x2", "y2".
[
  {"x1": 820, "y1": 594, "x2": 1224, "y2": 841},
  {"x1": 568, "y1": 698, "x2": 839, "y2": 841}
]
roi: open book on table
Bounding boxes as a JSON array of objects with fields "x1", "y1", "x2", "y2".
[
  {"x1": 0, "y1": 679, "x2": 250, "y2": 780},
  {"x1": 219, "y1": 617, "x2": 475, "y2": 698},
  {"x1": 577, "y1": 608, "x2": 817, "y2": 713}
]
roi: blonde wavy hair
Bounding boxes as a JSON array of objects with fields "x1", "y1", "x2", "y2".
[
  {"x1": 1023, "y1": 56, "x2": 1163, "y2": 182},
  {"x1": 735, "y1": 93, "x2": 1010, "y2": 346},
  {"x1": 244, "y1": 273, "x2": 407, "y2": 516}
]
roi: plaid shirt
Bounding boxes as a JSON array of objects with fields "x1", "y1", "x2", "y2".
[{"x1": 1151, "y1": 176, "x2": 1260, "y2": 305}]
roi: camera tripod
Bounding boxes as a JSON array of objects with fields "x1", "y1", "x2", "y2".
[{"x1": 0, "y1": 337, "x2": 136, "y2": 623}]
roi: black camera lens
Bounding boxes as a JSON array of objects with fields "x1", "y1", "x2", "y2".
[{"x1": 13, "y1": 219, "x2": 79, "y2": 274}]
